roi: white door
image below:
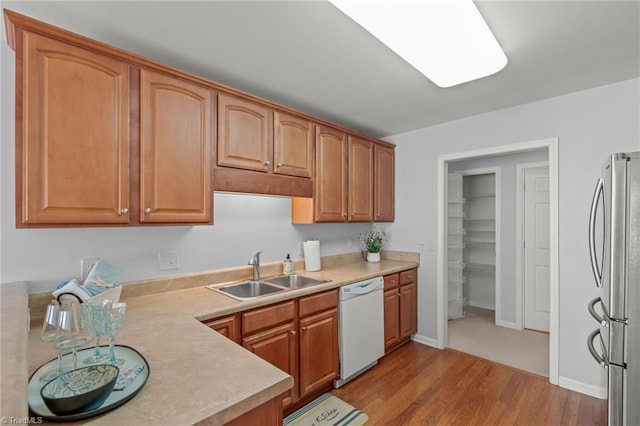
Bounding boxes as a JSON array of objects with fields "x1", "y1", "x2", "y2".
[{"x1": 524, "y1": 166, "x2": 550, "y2": 331}]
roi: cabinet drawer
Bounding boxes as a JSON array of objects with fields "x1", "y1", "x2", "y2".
[
  {"x1": 400, "y1": 269, "x2": 416, "y2": 285},
  {"x1": 384, "y1": 273, "x2": 399, "y2": 290},
  {"x1": 299, "y1": 289, "x2": 338, "y2": 318},
  {"x1": 242, "y1": 300, "x2": 295, "y2": 335}
]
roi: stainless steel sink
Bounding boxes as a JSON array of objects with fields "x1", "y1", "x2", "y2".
[
  {"x1": 207, "y1": 274, "x2": 330, "y2": 300},
  {"x1": 208, "y1": 280, "x2": 285, "y2": 300},
  {"x1": 263, "y1": 274, "x2": 330, "y2": 289}
]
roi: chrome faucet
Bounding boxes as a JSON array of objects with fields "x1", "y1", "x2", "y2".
[{"x1": 248, "y1": 251, "x2": 262, "y2": 281}]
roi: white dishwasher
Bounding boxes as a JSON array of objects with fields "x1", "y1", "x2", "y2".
[{"x1": 334, "y1": 276, "x2": 384, "y2": 388}]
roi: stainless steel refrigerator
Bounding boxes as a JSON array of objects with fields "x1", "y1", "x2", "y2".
[{"x1": 587, "y1": 151, "x2": 640, "y2": 426}]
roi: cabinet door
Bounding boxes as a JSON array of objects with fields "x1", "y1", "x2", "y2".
[
  {"x1": 273, "y1": 112, "x2": 313, "y2": 178},
  {"x1": 217, "y1": 93, "x2": 270, "y2": 172},
  {"x1": 139, "y1": 69, "x2": 212, "y2": 223},
  {"x1": 383, "y1": 288, "x2": 400, "y2": 352},
  {"x1": 225, "y1": 397, "x2": 282, "y2": 426},
  {"x1": 314, "y1": 125, "x2": 347, "y2": 222},
  {"x1": 20, "y1": 32, "x2": 129, "y2": 225},
  {"x1": 202, "y1": 315, "x2": 240, "y2": 344},
  {"x1": 374, "y1": 144, "x2": 395, "y2": 222},
  {"x1": 348, "y1": 136, "x2": 374, "y2": 222},
  {"x1": 299, "y1": 308, "x2": 338, "y2": 399},
  {"x1": 399, "y1": 282, "x2": 417, "y2": 340},
  {"x1": 242, "y1": 323, "x2": 299, "y2": 409}
]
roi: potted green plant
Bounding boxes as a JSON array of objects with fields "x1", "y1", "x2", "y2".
[{"x1": 360, "y1": 226, "x2": 386, "y2": 262}]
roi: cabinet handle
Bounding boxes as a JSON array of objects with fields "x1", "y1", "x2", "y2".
[
  {"x1": 265, "y1": 160, "x2": 271, "y2": 166},
  {"x1": 397, "y1": 293, "x2": 401, "y2": 297},
  {"x1": 144, "y1": 208, "x2": 152, "y2": 214},
  {"x1": 290, "y1": 330, "x2": 296, "y2": 335},
  {"x1": 302, "y1": 326, "x2": 308, "y2": 331},
  {"x1": 120, "y1": 208, "x2": 129, "y2": 214},
  {"x1": 277, "y1": 162, "x2": 282, "y2": 168},
  {"x1": 343, "y1": 213, "x2": 347, "y2": 218}
]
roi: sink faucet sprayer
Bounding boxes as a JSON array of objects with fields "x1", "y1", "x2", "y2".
[{"x1": 248, "y1": 252, "x2": 262, "y2": 280}]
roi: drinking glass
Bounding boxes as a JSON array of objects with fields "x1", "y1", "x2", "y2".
[
  {"x1": 54, "y1": 300, "x2": 94, "y2": 371},
  {"x1": 81, "y1": 302, "x2": 108, "y2": 364},
  {"x1": 40, "y1": 300, "x2": 64, "y2": 382},
  {"x1": 96, "y1": 302, "x2": 127, "y2": 366}
]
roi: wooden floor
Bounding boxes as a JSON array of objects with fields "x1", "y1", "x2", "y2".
[{"x1": 332, "y1": 342, "x2": 607, "y2": 426}]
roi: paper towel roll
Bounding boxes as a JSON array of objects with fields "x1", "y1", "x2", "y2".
[{"x1": 303, "y1": 240, "x2": 321, "y2": 272}]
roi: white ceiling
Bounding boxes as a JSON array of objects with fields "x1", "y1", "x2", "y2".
[{"x1": 2, "y1": 1, "x2": 639, "y2": 138}]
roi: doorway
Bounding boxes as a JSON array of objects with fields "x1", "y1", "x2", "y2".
[
  {"x1": 436, "y1": 137, "x2": 559, "y2": 385},
  {"x1": 447, "y1": 168, "x2": 500, "y2": 322}
]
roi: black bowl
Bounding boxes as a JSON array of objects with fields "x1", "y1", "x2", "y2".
[{"x1": 41, "y1": 365, "x2": 119, "y2": 415}]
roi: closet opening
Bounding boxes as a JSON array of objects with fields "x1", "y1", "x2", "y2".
[
  {"x1": 447, "y1": 169, "x2": 498, "y2": 322},
  {"x1": 441, "y1": 146, "x2": 552, "y2": 379}
]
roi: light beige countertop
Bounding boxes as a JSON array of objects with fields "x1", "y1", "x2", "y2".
[{"x1": 2, "y1": 251, "x2": 419, "y2": 424}]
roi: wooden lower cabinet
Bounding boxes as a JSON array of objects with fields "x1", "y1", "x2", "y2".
[
  {"x1": 383, "y1": 269, "x2": 418, "y2": 353},
  {"x1": 399, "y1": 282, "x2": 417, "y2": 340},
  {"x1": 224, "y1": 396, "x2": 283, "y2": 426},
  {"x1": 383, "y1": 287, "x2": 401, "y2": 352},
  {"x1": 299, "y1": 308, "x2": 338, "y2": 399},
  {"x1": 205, "y1": 290, "x2": 339, "y2": 413},
  {"x1": 202, "y1": 314, "x2": 240, "y2": 344},
  {"x1": 243, "y1": 322, "x2": 299, "y2": 409}
]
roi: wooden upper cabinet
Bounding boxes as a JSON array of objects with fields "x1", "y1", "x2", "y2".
[
  {"x1": 374, "y1": 144, "x2": 395, "y2": 222},
  {"x1": 273, "y1": 112, "x2": 313, "y2": 178},
  {"x1": 314, "y1": 125, "x2": 348, "y2": 222},
  {"x1": 18, "y1": 31, "x2": 130, "y2": 225},
  {"x1": 214, "y1": 104, "x2": 314, "y2": 197},
  {"x1": 348, "y1": 136, "x2": 374, "y2": 222},
  {"x1": 139, "y1": 69, "x2": 213, "y2": 223},
  {"x1": 217, "y1": 93, "x2": 270, "y2": 172}
]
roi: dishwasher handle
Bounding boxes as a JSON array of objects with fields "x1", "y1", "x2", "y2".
[{"x1": 341, "y1": 278, "x2": 382, "y2": 296}]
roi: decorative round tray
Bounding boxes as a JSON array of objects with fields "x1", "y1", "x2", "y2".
[{"x1": 28, "y1": 345, "x2": 150, "y2": 422}]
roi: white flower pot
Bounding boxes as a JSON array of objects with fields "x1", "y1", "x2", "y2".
[{"x1": 367, "y1": 252, "x2": 381, "y2": 263}]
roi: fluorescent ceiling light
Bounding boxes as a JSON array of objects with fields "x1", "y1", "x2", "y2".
[{"x1": 329, "y1": 0, "x2": 508, "y2": 88}]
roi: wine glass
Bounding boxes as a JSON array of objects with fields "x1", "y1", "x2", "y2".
[
  {"x1": 40, "y1": 300, "x2": 64, "y2": 382},
  {"x1": 54, "y1": 300, "x2": 94, "y2": 371},
  {"x1": 81, "y1": 302, "x2": 108, "y2": 364},
  {"x1": 96, "y1": 302, "x2": 127, "y2": 366}
]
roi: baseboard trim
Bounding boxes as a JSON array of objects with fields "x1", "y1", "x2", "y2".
[
  {"x1": 495, "y1": 319, "x2": 520, "y2": 330},
  {"x1": 412, "y1": 334, "x2": 439, "y2": 348},
  {"x1": 470, "y1": 302, "x2": 496, "y2": 310},
  {"x1": 559, "y1": 376, "x2": 607, "y2": 399}
]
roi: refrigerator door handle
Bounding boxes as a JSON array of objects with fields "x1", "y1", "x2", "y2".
[
  {"x1": 587, "y1": 329, "x2": 607, "y2": 368},
  {"x1": 589, "y1": 178, "x2": 604, "y2": 288},
  {"x1": 588, "y1": 297, "x2": 608, "y2": 327}
]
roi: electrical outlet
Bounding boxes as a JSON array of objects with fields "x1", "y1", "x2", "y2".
[
  {"x1": 80, "y1": 257, "x2": 100, "y2": 281},
  {"x1": 347, "y1": 237, "x2": 353, "y2": 249},
  {"x1": 297, "y1": 242, "x2": 304, "y2": 257},
  {"x1": 158, "y1": 251, "x2": 179, "y2": 271}
]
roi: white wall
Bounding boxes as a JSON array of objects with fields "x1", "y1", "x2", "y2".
[
  {"x1": 449, "y1": 150, "x2": 548, "y2": 323},
  {"x1": 386, "y1": 78, "x2": 640, "y2": 391},
  {"x1": 0, "y1": 42, "x2": 375, "y2": 293}
]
